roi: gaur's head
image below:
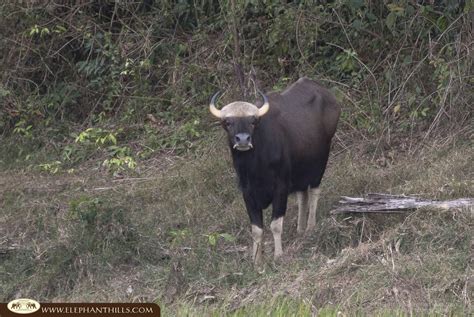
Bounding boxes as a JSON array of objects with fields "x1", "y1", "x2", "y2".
[{"x1": 209, "y1": 92, "x2": 269, "y2": 151}]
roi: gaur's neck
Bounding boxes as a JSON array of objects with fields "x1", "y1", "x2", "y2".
[{"x1": 230, "y1": 146, "x2": 258, "y2": 176}]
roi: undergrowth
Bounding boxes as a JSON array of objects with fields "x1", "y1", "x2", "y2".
[
  {"x1": 1, "y1": 139, "x2": 472, "y2": 315},
  {"x1": 1, "y1": 1, "x2": 472, "y2": 174}
]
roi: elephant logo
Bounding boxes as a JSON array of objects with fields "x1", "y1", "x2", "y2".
[{"x1": 7, "y1": 298, "x2": 41, "y2": 314}]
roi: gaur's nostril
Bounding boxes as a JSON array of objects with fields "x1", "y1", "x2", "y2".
[{"x1": 235, "y1": 133, "x2": 250, "y2": 144}]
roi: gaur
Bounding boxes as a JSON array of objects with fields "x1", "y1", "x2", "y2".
[{"x1": 209, "y1": 77, "x2": 341, "y2": 265}]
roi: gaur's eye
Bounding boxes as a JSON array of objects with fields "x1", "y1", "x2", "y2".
[{"x1": 224, "y1": 120, "x2": 232, "y2": 127}]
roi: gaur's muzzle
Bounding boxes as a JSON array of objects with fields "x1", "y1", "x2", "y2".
[{"x1": 233, "y1": 133, "x2": 253, "y2": 151}]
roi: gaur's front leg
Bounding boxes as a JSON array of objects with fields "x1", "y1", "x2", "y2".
[
  {"x1": 271, "y1": 181, "x2": 288, "y2": 259},
  {"x1": 242, "y1": 192, "x2": 264, "y2": 266}
]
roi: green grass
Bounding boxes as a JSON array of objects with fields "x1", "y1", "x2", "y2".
[{"x1": 0, "y1": 136, "x2": 472, "y2": 315}]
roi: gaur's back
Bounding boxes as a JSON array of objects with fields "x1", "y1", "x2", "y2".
[
  {"x1": 256, "y1": 78, "x2": 340, "y2": 192},
  {"x1": 265, "y1": 78, "x2": 340, "y2": 157}
]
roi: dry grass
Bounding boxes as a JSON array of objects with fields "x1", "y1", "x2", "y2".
[{"x1": 0, "y1": 136, "x2": 472, "y2": 315}]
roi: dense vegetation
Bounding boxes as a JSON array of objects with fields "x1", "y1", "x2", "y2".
[
  {"x1": 1, "y1": 0, "x2": 471, "y2": 170},
  {"x1": 0, "y1": 1, "x2": 472, "y2": 315}
]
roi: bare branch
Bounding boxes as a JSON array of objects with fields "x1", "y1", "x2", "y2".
[{"x1": 330, "y1": 193, "x2": 474, "y2": 215}]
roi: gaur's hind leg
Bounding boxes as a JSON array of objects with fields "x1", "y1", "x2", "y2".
[
  {"x1": 270, "y1": 217, "x2": 283, "y2": 259},
  {"x1": 296, "y1": 190, "x2": 309, "y2": 234},
  {"x1": 306, "y1": 187, "x2": 321, "y2": 233}
]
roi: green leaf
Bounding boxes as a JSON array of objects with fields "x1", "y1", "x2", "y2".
[
  {"x1": 393, "y1": 104, "x2": 401, "y2": 114},
  {"x1": 366, "y1": 12, "x2": 377, "y2": 22},
  {"x1": 219, "y1": 233, "x2": 235, "y2": 242},
  {"x1": 436, "y1": 16, "x2": 447, "y2": 31},
  {"x1": 40, "y1": 27, "x2": 50, "y2": 37},
  {"x1": 29, "y1": 25, "x2": 39, "y2": 36},
  {"x1": 421, "y1": 107, "x2": 429, "y2": 117},
  {"x1": 352, "y1": 19, "x2": 363, "y2": 30},
  {"x1": 348, "y1": 0, "x2": 364, "y2": 10},
  {"x1": 464, "y1": 0, "x2": 474, "y2": 13},
  {"x1": 386, "y1": 12, "x2": 397, "y2": 30},
  {"x1": 208, "y1": 235, "x2": 217, "y2": 246},
  {"x1": 387, "y1": 4, "x2": 405, "y2": 14},
  {"x1": 0, "y1": 86, "x2": 11, "y2": 97},
  {"x1": 54, "y1": 25, "x2": 67, "y2": 33},
  {"x1": 108, "y1": 134, "x2": 117, "y2": 145},
  {"x1": 403, "y1": 55, "x2": 412, "y2": 65}
]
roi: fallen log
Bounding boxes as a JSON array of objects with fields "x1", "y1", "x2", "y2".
[{"x1": 330, "y1": 193, "x2": 474, "y2": 215}]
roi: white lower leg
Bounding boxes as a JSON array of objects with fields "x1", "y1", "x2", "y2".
[
  {"x1": 251, "y1": 225, "x2": 263, "y2": 265},
  {"x1": 306, "y1": 187, "x2": 321, "y2": 232},
  {"x1": 270, "y1": 217, "x2": 283, "y2": 259},
  {"x1": 296, "y1": 191, "x2": 308, "y2": 234}
]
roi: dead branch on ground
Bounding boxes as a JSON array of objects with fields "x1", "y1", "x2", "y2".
[{"x1": 330, "y1": 193, "x2": 474, "y2": 215}]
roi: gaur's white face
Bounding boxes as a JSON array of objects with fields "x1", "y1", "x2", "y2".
[
  {"x1": 209, "y1": 92, "x2": 270, "y2": 151},
  {"x1": 218, "y1": 102, "x2": 262, "y2": 151},
  {"x1": 221, "y1": 115, "x2": 259, "y2": 152}
]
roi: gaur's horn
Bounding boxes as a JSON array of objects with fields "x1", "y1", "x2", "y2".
[
  {"x1": 209, "y1": 91, "x2": 222, "y2": 118},
  {"x1": 257, "y1": 90, "x2": 269, "y2": 117}
]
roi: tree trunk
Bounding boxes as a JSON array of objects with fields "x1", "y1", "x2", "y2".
[{"x1": 230, "y1": 0, "x2": 245, "y2": 97}]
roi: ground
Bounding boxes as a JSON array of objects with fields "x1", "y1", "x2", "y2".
[{"x1": 0, "y1": 136, "x2": 472, "y2": 316}]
